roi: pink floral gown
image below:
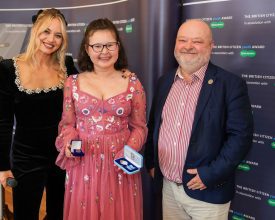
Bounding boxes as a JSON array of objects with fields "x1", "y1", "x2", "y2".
[{"x1": 55, "y1": 74, "x2": 147, "y2": 220}]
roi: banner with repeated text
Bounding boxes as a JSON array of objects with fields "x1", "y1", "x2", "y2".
[{"x1": 181, "y1": 0, "x2": 275, "y2": 219}]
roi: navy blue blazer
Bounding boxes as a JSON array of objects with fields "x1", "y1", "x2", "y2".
[{"x1": 144, "y1": 62, "x2": 253, "y2": 204}]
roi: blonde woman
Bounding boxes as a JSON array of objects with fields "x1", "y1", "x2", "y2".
[{"x1": 0, "y1": 9, "x2": 77, "y2": 220}]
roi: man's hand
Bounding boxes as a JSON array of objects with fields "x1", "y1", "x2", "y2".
[
  {"x1": 149, "y1": 168, "x2": 155, "y2": 178},
  {"x1": 0, "y1": 170, "x2": 14, "y2": 188},
  {"x1": 186, "y1": 168, "x2": 207, "y2": 190}
]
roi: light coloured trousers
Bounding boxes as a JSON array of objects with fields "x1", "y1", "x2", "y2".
[{"x1": 163, "y1": 178, "x2": 230, "y2": 220}]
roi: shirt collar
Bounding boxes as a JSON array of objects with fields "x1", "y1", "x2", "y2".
[{"x1": 174, "y1": 63, "x2": 208, "y2": 83}]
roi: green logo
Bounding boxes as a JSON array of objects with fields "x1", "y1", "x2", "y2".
[
  {"x1": 210, "y1": 21, "x2": 224, "y2": 29},
  {"x1": 125, "y1": 24, "x2": 132, "y2": 33},
  {"x1": 240, "y1": 50, "x2": 256, "y2": 58},
  {"x1": 267, "y1": 198, "x2": 275, "y2": 207},
  {"x1": 238, "y1": 163, "x2": 251, "y2": 171},
  {"x1": 232, "y1": 215, "x2": 245, "y2": 220},
  {"x1": 271, "y1": 142, "x2": 275, "y2": 149}
]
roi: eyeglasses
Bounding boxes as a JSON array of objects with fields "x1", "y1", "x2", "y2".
[{"x1": 88, "y1": 42, "x2": 119, "y2": 53}]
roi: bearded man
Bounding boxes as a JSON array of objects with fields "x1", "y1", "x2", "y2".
[{"x1": 144, "y1": 19, "x2": 253, "y2": 220}]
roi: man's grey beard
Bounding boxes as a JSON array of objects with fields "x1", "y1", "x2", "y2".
[{"x1": 175, "y1": 52, "x2": 211, "y2": 74}]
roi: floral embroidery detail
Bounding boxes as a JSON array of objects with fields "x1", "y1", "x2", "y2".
[
  {"x1": 82, "y1": 108, "x2": 90, "y2": 115},
  {"x1": 96, "y1": 125, "x2": 103, "y2": 131},
  {"x1": 78, "y1": 121, "x2": 85, "y2": 132},
  {"x1": 126, "y1": 94, "x2": 133, "y2": 101},
  {"x1": 84, "y1": 175, "x2": 90, "y2": 182},
  {"x1": 105, "y1": 123, "x2": 112, "y2": 130},
  {"x1": 79, "y1": 95, "x2": 89, "y2": 104},
  {"x1": 118, "y1": 173, "x2": 122, "y2": 185},
  {"x1": 80, "y1": 201, "x2": 86, "y2": 209},
  {"x1": 92, "y1": 116, "x2": 102, "y2": 123},
  {"x1": 131, "y1": 137, "x2": 137, "y2": 144},
  {"x1": 108, "y1": 98, "x2": 115, "y2": 105},
  {"x1": 107, "y1": 116, "x2": 114, "y2": 123},
  {"x1": 116, "y1": 107, "x2": 124, "y2": 115},
  {"x1": 109, "y1": 192, "x2": 114, "y2": 203},
  {"x1": 110, "y1": 145, "x2": 116, "y2": 156},
  {"x1": 130, "y1": 75, "x2": 137, "y2": 81},
  {"x1": 91, "y1": 99, "x2": 98, "y2": 104},
  {"x1": 133, "y1": 183, "x2": 138, "y2": 197},
  {"x1": 57, "y1": 74, "x2": 146, "y2": 218},
  {"x1": 72, "y1": 86, "x2": 77, "y2": 93},
  {"x1": 73, "y1": 92, "x2": 79, "y2": 101},
  {"x1": 65, "y1": 102, "x2": 72, "y2": 111}
]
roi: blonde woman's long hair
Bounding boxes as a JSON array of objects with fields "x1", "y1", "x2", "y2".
[{"x1": 18, "y1": 8, "x2": 68, "y2": 78}]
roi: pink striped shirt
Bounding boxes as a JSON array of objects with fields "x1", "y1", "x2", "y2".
[{"x1": 158, "y1": 65, "x2": 207, "y2": 183}]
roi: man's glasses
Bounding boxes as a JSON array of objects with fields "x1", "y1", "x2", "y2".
[{"x1": 88, "y1": 42, "x2": 119, "y2": 53}]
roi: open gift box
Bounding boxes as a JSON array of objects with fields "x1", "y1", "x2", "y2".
[
  {"x1": 114, "y1": 145, "x2": 143, "y2": 174},
  {"x1": 71, "y1": 140, "x2": 84, "y2": 157}
]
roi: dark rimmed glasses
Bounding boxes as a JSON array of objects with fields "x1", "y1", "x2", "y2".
[{"x1": 88, "y1": 42, "x2": 119, "y2": 53}]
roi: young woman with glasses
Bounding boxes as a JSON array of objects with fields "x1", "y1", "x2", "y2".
[{"x1": 55, "y1": 18, "x2": 147, "y2": 220}]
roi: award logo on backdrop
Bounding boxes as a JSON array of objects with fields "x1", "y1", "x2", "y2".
[{"x1": 181, "y1": 0, "x2": 275, "y2": 219}]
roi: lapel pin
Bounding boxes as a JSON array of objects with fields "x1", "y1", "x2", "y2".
[{"x1": 208, "y1": 79, "x2": 214, "y2": 85}]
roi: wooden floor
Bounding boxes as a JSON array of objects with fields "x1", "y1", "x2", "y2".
[{"x1": 4, "y1": 187, "x2": 46, "y2": 220}]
